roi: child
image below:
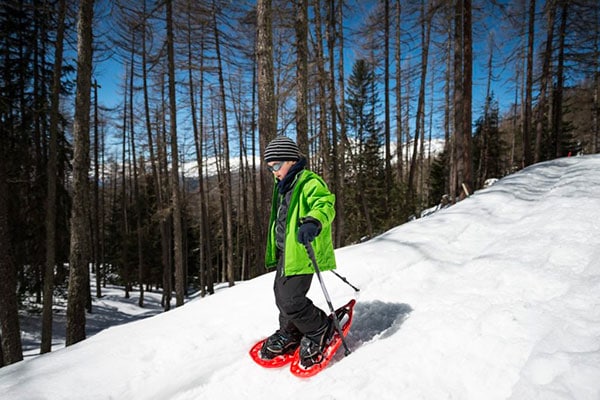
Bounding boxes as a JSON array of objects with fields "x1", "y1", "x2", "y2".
[{"x1": 260, "y1": 136, "x2": 337, "y2": 367}]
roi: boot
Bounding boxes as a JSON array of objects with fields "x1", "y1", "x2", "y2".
[
  {"x1": 260, "y1": 329, "x2": 301, "y2": 359},
  {"x1": 298, "y1": 320, "x2": 333, "y2": 368}
]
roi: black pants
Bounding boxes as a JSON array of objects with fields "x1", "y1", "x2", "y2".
[{"x1": 274, "y1": 258, "x2": 327, "y2": 336}]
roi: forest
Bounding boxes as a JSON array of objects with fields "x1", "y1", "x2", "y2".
[{"x1": 0, "y1": 0, "x2": 598, "y2": 367}]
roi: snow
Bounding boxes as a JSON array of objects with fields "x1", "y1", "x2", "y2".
[{"x1": 2, "y1": 154, "x2": 600, "y2": 400}]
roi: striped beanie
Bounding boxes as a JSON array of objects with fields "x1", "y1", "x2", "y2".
[{"x1": 264, "y1": 136, "x2": 300, "y2": 162}]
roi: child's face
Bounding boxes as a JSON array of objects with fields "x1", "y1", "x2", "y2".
[{"x1": 267, "y1": 161, "x2": 295, "y2": 180}]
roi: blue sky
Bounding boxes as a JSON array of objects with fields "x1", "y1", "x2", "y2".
[{"x1": 91, "y1": 0, "x2": 544, "y2": 148}]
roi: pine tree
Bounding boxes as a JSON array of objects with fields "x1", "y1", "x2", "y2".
[
  {"x1": 473, "y1": 96, "x2": 505, "y2": 188},
  {"x1": 428, "y1": 151, "x2": 448, "y2": 208},
  {"x1": 345, "y1": 59, "x2": 385, "y2": 243}
]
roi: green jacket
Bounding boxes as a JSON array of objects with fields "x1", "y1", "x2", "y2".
[{"x1": 265, "y1": 169, "x2": 336, "y2": 276}]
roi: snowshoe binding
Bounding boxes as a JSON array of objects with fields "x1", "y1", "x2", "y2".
[
  {"x1": 290, "y1": 299, "x2": 356, "y2": 378},
  {"x1": 249, "y1": 329, "x2": 301, "y2": 368}
]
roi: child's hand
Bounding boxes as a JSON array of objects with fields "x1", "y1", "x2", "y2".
[{"x1": 297, "y1": 221, "x2": 319, "y2": 245}]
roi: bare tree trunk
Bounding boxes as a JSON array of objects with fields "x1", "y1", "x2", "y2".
[
  {"x1": 0, "y1": 333, "x2": 4, "y2": 367},
  {"x1": 295, "y1": 0, "x2": 309, "y2": 156},
  {"x1": 395, "y1": 0, "x2": 404, "y2": 186},
  {"x1": 408, "y1": 0, "x2": 432, "y2": 201},
  {"x1": 231, "y1": 88, "x2": 250, "y2": 280},
  {"x1": 158, "y1": 88, "x2": 173, "y2": 310},
  {"x1": 534, "y1": 0, "x2": 556, "y2": 163},
  {"x1": 478, "y1": 40, "x2": 493, "y2": 187},
  {"x1": 128, "y1": 42, "x2": 145, "y2": 307},
  {"x1": 553, "y1": 1, "x2": 568, "y2": 158},
  {"x1": 250, "y1": 59, "x2": 261, "y2": 279},
  {"x1": 99, "y1": 114, "x2": 107, "y2": 292},
  {"x1": 257, "y1": 0, "x2": 276, "y2": 147},
  {"x1": 595, "y1": 14, "x2": 600, "y2": 154},
  {"x1": 121, "y1": 69, "x2": 130, "y2": 299},
  {"x1": 523, "y1": 0, "x2": 535, "y2": 167},
  {"x1": 336, "y1": 0, "x2": 347, "y2": 247},
  {"x1": 41, "y1": 0, "x2": 66, "y2": 354},
  {"x1": 184, "y1": 4, "x2": 210, "y2": 294},
  {"x1": 327, "y1": 0, "x2": 338, "y2": 209},
  {"x1": 0, "y1": 108, "x2": 24, "y2": 366},
  {"x1": 139, "y1": 0, "x2": 170, "y2": 304},
  {"x1": 213, "y1": 5, "x2": 235, "y2": 287},
  {"x1": 404, "y1": 74, "x2": 412, "y2": 171},
  {"x1": 462, "y1": 0, "x2": 473, "y2": 195},
  {"x1": 425, "y1": 68, "x2": 435, "y2": 202},
  {"x1": 165, "y1": 0, "x2": 186, "y2": 306},
  {"x1": 257, "y1": 0, "x2": 276, "y2": 262},
  {"x1": 313, "y1": 0, "x2": 330, "y2": 176},
  {"x1": 211, "y1": 119, "x2": 227, "y2": 283},
  {"x1": 0, "y1": 156, "x2": 22, "y2": 365},
  {"x1": 383, "y1": 0, "x2": 392, "y2": 211},
  {"x1": 594, "y1": 4, "x2": 600, "y2": 154},
  {"x1": 93, "y1": 81, "x2": 102, "y2": 301},
  {"x1": 452, "y1": 0, "x2": 463, "y2": 202},
  {"x1": 444, "y1": 20, "x2": 451, "y2": 196},
  {"x1": 66, "y1": 0, "x2": 94, "y2": 346},
  {"x1": 200, "y1": 44, "x2": 213, "y2": 294}
]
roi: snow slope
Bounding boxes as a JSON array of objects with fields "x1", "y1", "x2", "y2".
[{"x1": 1, "y1": 155, "x2": 600, "y2": 400}]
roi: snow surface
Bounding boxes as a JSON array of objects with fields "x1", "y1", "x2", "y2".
[{"x1": 2, "y1": 155, "x2": 600, "y2": 400}]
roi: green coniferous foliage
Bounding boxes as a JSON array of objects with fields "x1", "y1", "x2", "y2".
[
  {"x1": 345, "y1": 59, "x2": 386, "y2": 243},
  {"x1": 555, "y1": 100, "x2": 578, "y2": 158},
  {"x1": 532, "y1": 93, "x2": 578, "y2": 162},
  {"x1": 428, "y1": 150, "x2": 448, "y2": 207},
  {"x1": 473, "y1": 97, "x2": 505, "y2": 188}
]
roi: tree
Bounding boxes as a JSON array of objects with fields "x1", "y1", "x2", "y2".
[
  {"x1": 428, "y1": 150, "x2": 449, "y2": 207},
  {"x1": 135, "y1": 0, "x2": 175, "y2": 305},
  {"x1": 212, "y1": 3, "x2": 235, "y2": 287},
  {"x1": 66, "y1": 0, "x2": 94, "y2": 346},
  {"x1": 473, "y1": 96, "x2": 504, "y2": 187},
  {"x1": 335, "y1": 0, "x2": 348, "y2": 248},
  {"x1": 522, "y1": 0, "x2": 536, "y2": 167},
  {"x1": 164, "y1": 0, "x2": 186, "y2": 306},
  {"x1": 534, "y1": 0, "x2": 557, "y2": 163},
  {"x1": 92, "y1": 80, "x2": 104, "y2": 301},
  {"x1": 383, "y1": 0, "x2": 392, "y2": 212},
  {"x1": 295, "y1": 0, "x2": 309, "y2": 156},
  {"x1": 257, "y1": 0, "x2": 276, "y2": 259},
  {"x1": 182, "y1": 0, "x2": 213, "y2": 295},
  {"x1": 408, "y1": 0, "x2": 434, "y2": 203},
  {"x1": 128, "y1": 46, "x2": 145, "y2": 307},
  {"x1": 394, "y1": 0, "x2": 404, "y2": 186},
  {"x1": 462, "y1": 0, "x2": 473, "y2": 194},
  {"x1": 345, "y1": 59, "x2": 384, "y2": 242},
  {"x1": 552, "y1": 0, "x2": 569, "y2": 158},
  {"x1": 257, "y1": 0, "x2": 276, "y2": 147},
  {"x1": 312, "y1": 0, "x2": 331, "y2": 178},
  {"x1": 0, "y1": 129, "x2": 23, "y2": 365},
  {"x1": 41, "y1": 0, "x2": 67, "y2": 354},
  {"x1": 451, "y1": 0, "x2": 473, "y2": 200}
]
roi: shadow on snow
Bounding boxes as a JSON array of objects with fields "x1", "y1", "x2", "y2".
[{"x1": 330, "y1": 300, "x2": 412, "y2": 365}]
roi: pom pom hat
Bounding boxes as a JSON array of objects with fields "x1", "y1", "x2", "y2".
[{"x1": 264, "y1": 136, "x2": 301, "y2": 162}]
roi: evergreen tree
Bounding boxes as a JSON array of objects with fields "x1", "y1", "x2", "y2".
[
  {"x1": 429, "y1": 150, "x2": 449, "y2": 208},
  {"x1": 345, "y1": 59, "x2": 385, "y2": 243},
  {"x1": 473, "y1": 96, "x2": 505, "y2": 188}
]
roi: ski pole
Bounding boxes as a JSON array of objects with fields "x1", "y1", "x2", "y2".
[
  {"x1": 305, "y1": 243, "x2": 351, "y2": 356},
  {"x1": 330, "y1": 270, "x2": 360, "y2": 293}
]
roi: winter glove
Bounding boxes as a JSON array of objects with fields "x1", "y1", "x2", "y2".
[{"x1": 297, "y1": 219, "x2": 320, "y2": 246}]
